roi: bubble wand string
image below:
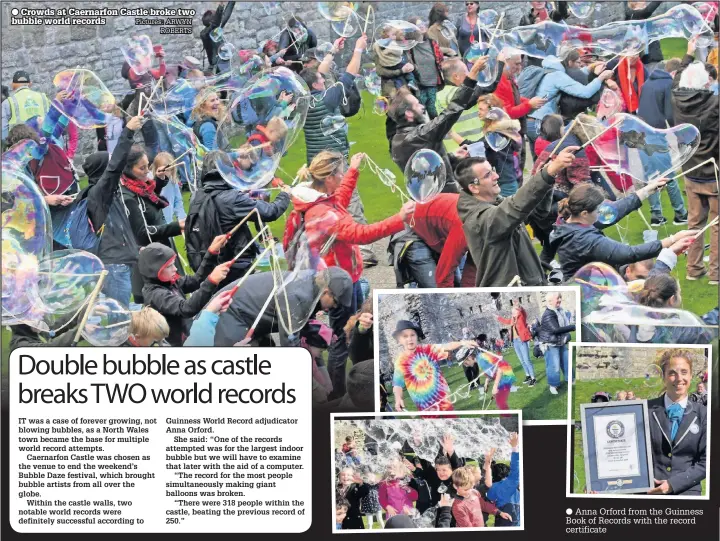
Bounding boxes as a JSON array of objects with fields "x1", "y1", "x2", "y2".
[
  {"x1": 363, "y1": 5, "x2": 374, "y2": 35},
  {"x1": 486, "y1": 12, "x2": 505, "y2": 49}
]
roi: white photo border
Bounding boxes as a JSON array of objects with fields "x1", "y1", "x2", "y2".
[
  {"x1": 565, "y1": 342, "x2": 712, "y2": 500},
  {"x1": 372, "y1": 286, "x2": 581, "y2": 425},
  {"x1": 330, "y1": 409, "x2": 525, "y2": 534}
]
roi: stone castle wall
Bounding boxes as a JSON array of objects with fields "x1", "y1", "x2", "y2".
[{"x1": 575, "y1": 345, "x2": 708, "y2": 380}]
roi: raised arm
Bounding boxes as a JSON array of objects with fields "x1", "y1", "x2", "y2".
[{"x1": 86, "y1": 117, "x2": 142, "y2": 230}]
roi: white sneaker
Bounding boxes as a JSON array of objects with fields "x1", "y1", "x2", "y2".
[{"x1": 549, "y1": 386, "x2": 558, "y2": 395}]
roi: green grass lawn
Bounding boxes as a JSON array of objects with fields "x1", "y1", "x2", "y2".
[
  {"x1": 400, "y1": 342, "x2": 571, "y2": 421},
  {"x1": 2, "y1": 38, "x2": 716, "y2": 368}
]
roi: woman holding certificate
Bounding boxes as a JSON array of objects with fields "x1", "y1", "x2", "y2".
[{"x1": 647, "y1": 350, "x2": 707, "y2": 496}]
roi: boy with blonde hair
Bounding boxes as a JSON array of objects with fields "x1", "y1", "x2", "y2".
[{"x1": 127, "y1": 306, "x2": 170, "y2": 347}]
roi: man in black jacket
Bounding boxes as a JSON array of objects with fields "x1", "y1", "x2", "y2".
[
  {"x1": 78, "y1": 116, "x2": 143, "y2": 308},
  {"x1": 671, "y1": 38, "x2": 719, "y2": 284},
  {"x1": 389, "y1": 54, "x2": 502, "y2": 193},
  {"x1": 200, "y1": 2, "x2": 236, "y2": 73},
  {"x1": 192, "y1": 151, "x2": 291, "y2": 288}
]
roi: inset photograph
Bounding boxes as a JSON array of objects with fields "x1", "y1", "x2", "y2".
[
  {"x1": 332, "y1": 412, "x2": 523, "y2": 532},
  {"x1": 374, "y1": 287, "x2": 579, "y2": 423},
  {"x1": 572, "y1": 263, "x2": 718, "y2": 345},
  {"x1": 568, "y1": 344, "x2": 710, "y2": 498}
]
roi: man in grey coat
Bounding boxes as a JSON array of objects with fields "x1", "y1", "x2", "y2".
[{"x1": 455, "y1": 147, "x2": 578, "y2": 287}]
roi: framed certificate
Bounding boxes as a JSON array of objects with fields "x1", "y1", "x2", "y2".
[{"x1": 580, "y1": 400, "x2": 654, "y2": 494}]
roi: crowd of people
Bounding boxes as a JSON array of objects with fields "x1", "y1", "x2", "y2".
[
  {"x1": 3, "y1": 2, "x2": 718, "y2": 409},
  {"x1": 335, "y1": 431, "x2": 521, "y2": 529}
]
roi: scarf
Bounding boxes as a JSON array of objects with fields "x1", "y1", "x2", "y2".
[
  {"x1": 551, "y1": 307, "x2": 569, "y2": 327},
  {"x1": 617, "y1": 57, "x2": 645, "y2": 113},
  {"x1": 121, "y1": 174, "x2": 168, "y2": 208},
  {"x1": 666, "y1": 403, "x2": 684, "y2": 441}
]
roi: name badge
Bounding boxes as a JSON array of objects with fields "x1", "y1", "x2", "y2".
[{"x1": 689, "y1": 422, "x2": 699, "y2": 435}]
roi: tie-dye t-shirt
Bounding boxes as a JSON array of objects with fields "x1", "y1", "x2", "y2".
[
  {"x1": 393, "y1": 344, "x2": 454, "y2": 412},
  {"x1": 476, "y1": 351, "x2": 516, "y2": 390}
]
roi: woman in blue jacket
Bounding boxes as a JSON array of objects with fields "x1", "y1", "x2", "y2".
[
  {"x1": 547, "y1": 183, "x2": 695, "y2": 281},
  {"x1": 526, "y1": 56, "x2": 613, "y2": 156}
]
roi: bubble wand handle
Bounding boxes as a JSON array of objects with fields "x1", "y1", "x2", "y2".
[
  {"x1": 579, "y1": 118, "x2": 624, "y2": 150},
  {"x1": 692, "y1": 215, "x2": 719, "y2": 240},
  {"x1": 227, "y1": 208, "x2": 259, "y2": 239},
  {"x1": 486, "y1": 13, "x2": 505, "y2": 49},
  {"x1": 73, "y1": 270, "x2": 109, "y2": 344},
  {"x1": 243, "y1": 284, "x2": 280, "y2": 341},
  {"x1": 547, "y1": 117, "x2": 579, "y2": 160}
]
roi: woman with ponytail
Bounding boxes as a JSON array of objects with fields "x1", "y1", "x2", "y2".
[
  {"x1": 547, "y1": 182, "x2": 695, "y2": 280},
  {"x1": 631, "y1": 275, "x2": 717, "y2": 344},
  {"x1": 284, "y1": 151, "x2": 415, "y2": 399}
]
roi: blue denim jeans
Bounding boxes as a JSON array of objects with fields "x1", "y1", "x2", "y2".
[
  {"x1": 545, "y1": 344, "x2": 569, "y2": 388},
  {"x1": 647, "y1": 178, "x2": 687, "y2": 218},
  {"x1": 102, "y1": 263, "x2": 132, "y2": 308},
  {"x1": 513, "y1": 338, "x2": 534, "y2": 378},
  {"x1": 526, "y1": 118, "x2": 541, "y2": 161},
  {"x1": 402, "y1": 240, "x2": 438, "y2": 288}
]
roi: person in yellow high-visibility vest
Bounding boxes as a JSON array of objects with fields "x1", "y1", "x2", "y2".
[{"x1": 2, "y1": 71, "x2": 49, "y2": 141}]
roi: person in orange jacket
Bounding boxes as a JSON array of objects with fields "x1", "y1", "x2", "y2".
[{"x1": 284, "y1": 150, "x2": 415, "y2": 399}]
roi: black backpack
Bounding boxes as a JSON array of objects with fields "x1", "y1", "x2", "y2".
[
  {"x1": 185, "y1": 190, "x2": 224, "y2": 271},
  {"x1": 339, "y1": 80, "x2": 362, "y2": 118}
]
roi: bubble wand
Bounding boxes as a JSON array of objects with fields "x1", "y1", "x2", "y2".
[
  {"x1": 226, "y1": 208, "x2": 259, "y2": 239},
  {"x1": 230, "y1": 225, "x2": 271, "y2": 263},
  {"x1": 546, "y1": 117, "x2": 579, "y2": 160},
  {"x1": 363, "y1": 5, "x2": 374, "y2": 35},
  {"x1": 72, "y1": 270, "x2": 108, "y2": 345}
]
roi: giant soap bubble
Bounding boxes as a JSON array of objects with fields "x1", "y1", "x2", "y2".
[
  {"x1": 569, "y1": 1, "x2": 595, "y2": 18},
  {"x1": 216, "y1": 67, "x2": 310, "y2": 191},
  {"x1": 52, "y1": 69, "x2": 115, "y2": 129},
  {"x1": 36, "y1": 250, "x2": 105, "y2": 316},
  {"x1": 583, "y1": 114, "x2": 700, "y2": 184},
  {"x1": 404, "y1": 149, "x2": 446, "y2": 203},
  {"x1": 317, "y1": 1, "x2": 357, "y2": 21},
  {"x1": 569, "y1": 262, "x2": 631, "y2": 317},
  {"x1": 375, "y1": 20, "x2": 422, "y2": 51},
  {"x1": 121, "y1": 35, "x2": 154, "y2": 76},
  {"x1": 82, "y1": 297, "x2": 132, "y2": 347}
]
